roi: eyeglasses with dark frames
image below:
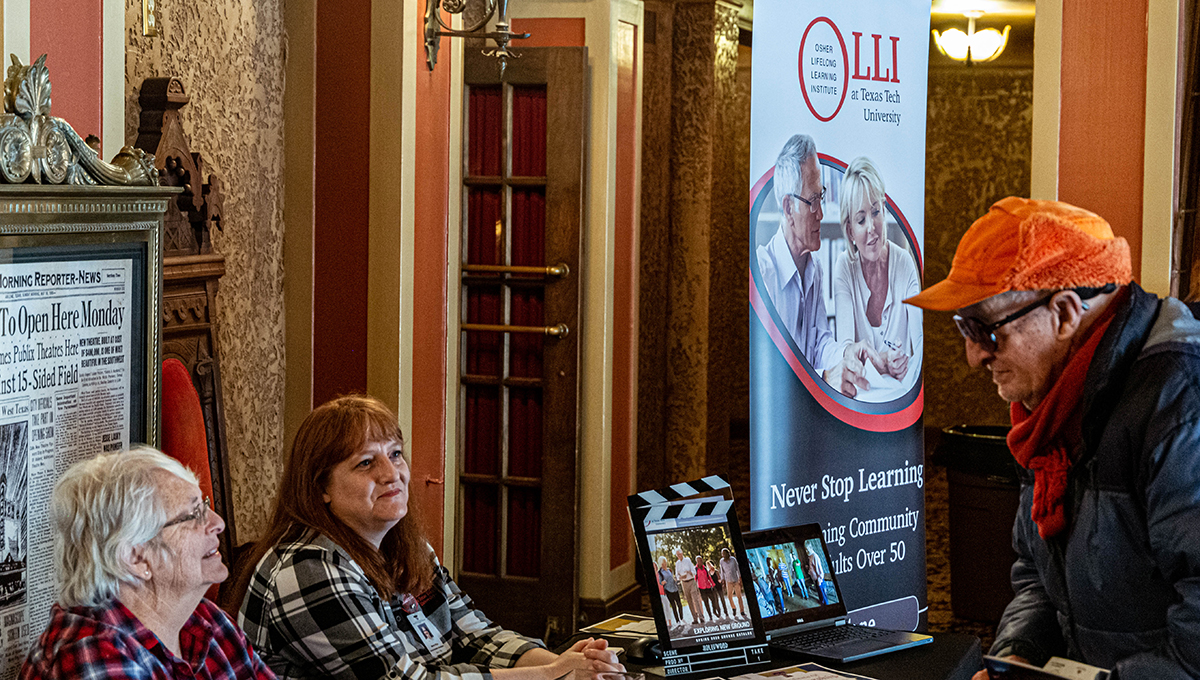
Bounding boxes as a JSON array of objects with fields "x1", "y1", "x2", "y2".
[
  {"x1": 952, "y1": 284, "x2": 1117, "y2": 352},
  {"x1": 953, "y1": 295, "x2": 1054, "y2": 352},
  {"x1": 789, "y1": 187, "x2": 826, "y2": 213},
  {"x1": 162, "y1": 496, "x2": 211, "y2": 531}
]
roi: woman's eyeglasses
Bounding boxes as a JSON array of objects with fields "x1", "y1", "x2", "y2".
[{"x1": 162, "y1": 496, "x2": 212, "y2": 530}]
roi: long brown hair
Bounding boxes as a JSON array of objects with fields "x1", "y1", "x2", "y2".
[{"x1": 228, "y1": 395, "x2": 433, "y2": 608}]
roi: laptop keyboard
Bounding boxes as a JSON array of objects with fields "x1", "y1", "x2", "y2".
[{"x1": 774, "y1": 625, "x2": 889, "y2": 653}]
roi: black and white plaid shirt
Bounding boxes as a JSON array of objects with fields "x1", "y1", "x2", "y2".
[{"x1": 238, "y1": 531, "x2": 544, "y2": 680}]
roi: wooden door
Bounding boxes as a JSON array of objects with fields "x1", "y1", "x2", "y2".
[{"x1": 457, "y1": 47, "x2": 586, "y2": 645}]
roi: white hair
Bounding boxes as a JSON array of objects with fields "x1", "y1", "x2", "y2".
[
  {"x1": 52, "y1": 446, "x2": 198, "y2": 607},
  {"x1": 838, "y1": 156, "x2": 886, "y2": 260},
  {"x1": 774, "y1": 134, "x2": 819, "y2": 209}
]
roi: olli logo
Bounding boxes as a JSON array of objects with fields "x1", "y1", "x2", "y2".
[{"x1": 798, "y1": 17, "x2": 901, "y2": 122}]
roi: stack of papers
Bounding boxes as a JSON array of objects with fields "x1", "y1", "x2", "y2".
[{"x1": 580, "y1": 613, "x2": 659, "y2": 639}]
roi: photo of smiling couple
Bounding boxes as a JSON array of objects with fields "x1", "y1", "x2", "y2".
[{"x1": 755, "y1": 133, "x2": 922, "y2": 403}]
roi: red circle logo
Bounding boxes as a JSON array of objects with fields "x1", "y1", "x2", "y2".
[{"x1": 797, "y1": 17, "x2": 850, "y2": 122}]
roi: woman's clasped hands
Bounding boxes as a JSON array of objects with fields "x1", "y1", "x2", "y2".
[{"x1": 539, "y1": 638, "x2": 626, "y2": 680}]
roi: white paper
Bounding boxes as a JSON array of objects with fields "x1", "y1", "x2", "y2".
[{"x1": 1043, "y1": 657, "x2": 1109, "y2": 680}]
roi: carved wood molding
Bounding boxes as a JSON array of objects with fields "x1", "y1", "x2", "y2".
[
  {"x1": 135, "y1": 77, "x2": 225, "y2": 258},
  {"x1": 162, "y1": 293, "x2": 209, "y2": 327}
]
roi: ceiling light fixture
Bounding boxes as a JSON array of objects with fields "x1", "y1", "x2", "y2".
[{"x1": 932, "y1": 10, "x2": 1010, "y2": 65}]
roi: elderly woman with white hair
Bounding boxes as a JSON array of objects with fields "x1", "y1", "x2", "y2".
[
  {"x1": 831, "y1": 156, "x2": 922, "y2": 399},
  {"x1": 20, "y1": 447, "x2": 273, "y2": 680}
]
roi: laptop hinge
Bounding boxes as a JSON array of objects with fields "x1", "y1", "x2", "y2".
[{"x1": 767, "y1": 617, "x2": 846, "y2": 639}]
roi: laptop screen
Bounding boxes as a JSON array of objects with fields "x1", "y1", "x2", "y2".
[{"x1": 743, "y1": 523, "x2": 847, "y2": 632}]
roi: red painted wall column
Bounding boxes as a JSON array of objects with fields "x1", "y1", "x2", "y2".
[
  {"x1": 411, "y1": 0, "x2": 452, "y2": 553},
  {"x1": 313, "y1": 0, "x2": 372, "y2": 405},
  {"x1": 30, "y1": 0, "x2": 103, "y2": 141},
  {"x1": 1057, "y1": 0, "x2": 1148, "y2": 278}
]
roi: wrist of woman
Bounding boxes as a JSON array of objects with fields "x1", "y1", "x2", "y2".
[{"x1": 514, "y1": 647, "x2": 558, "y2": 668}]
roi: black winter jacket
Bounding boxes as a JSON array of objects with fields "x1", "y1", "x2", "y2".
[{"x1": 991, "y1": 284, "x2": 1200, "y2": 679}]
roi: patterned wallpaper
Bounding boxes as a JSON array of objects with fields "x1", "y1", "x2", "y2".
[
  {"x1": 124, "y1": 0, "x2": 287, "y2": 542},
  {"x1": 636, "y1": 1, "x2": 673, "y2": 494},
  {"x1": 637, "y1": 1, "x2": 748, "y2": 492},
  {"x1": 923, "y1": 67, "x2": 1034, "y2": 432},
  {"x1": 663, "y1": 1, "x2": 719, "y2": 483}
]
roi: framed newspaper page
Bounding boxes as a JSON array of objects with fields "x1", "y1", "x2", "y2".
[{"x1": 0, "y1": 184, "x2": 176, "y2": 676}]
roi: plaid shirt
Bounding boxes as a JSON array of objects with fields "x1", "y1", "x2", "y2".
[
  {"x1": 20, "y1": 598, "x2": 274, "y2": 680},
  {"x1": 238, "y1": 531, "x2": 544, "y2": 680}
]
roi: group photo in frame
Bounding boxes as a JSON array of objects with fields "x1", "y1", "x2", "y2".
[{"x1": 628, "y1": 477, "x2": 771, "y2": 678}]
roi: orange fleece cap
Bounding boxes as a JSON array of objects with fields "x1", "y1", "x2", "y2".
[{"x1": 904, "y1": 197, "x2": 1133, "y2": 311}]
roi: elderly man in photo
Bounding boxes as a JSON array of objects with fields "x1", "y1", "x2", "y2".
[
  {"x1": 906, "y1": 197, "x2": 1200, "y2": 679},
  {"x1": 719, "y1": 548, "x2": 747, "y2": 618},
  {"x1": 757, "y1": 133, "x2": 880, "y2": 397},
  {"x1": 674, "y1": 549, "x2": 705, "y2": 626}
]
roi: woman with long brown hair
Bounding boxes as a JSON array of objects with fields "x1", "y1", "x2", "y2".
[{"x1": 232, "y1": 395, "x2": 621, "y2": 680}]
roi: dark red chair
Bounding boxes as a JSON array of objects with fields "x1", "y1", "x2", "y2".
[{"x1": 160, "y1": 358, "x2": 219, "y2": 599}]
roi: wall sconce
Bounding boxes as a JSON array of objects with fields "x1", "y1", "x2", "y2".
[
  {"x1": 932, "y1": 10, "x2": 1010, "y2": 64},
  {"x1": 425, "y1": 0, "x2": 530, "y2": 76}
]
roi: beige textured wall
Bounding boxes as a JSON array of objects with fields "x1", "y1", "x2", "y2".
[
  {"x1": 923, "y1": 67, "x2": 1034, "y2": 432},
  {"x1": 124, "y1": 0, "x2": 287, "y2": 542}
]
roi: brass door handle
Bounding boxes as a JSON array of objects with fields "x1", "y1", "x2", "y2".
[
  {"x1": 461, "y1": 323, "x2": 569, "y2": 337},
  {"x1": 461, "y1": 262, "x2": 570, "y2": 277}
]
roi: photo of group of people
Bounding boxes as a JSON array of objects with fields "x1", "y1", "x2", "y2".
[
  {"x1": 753, "y1": 133, "x2": 923, "y2": 404},
  {"x1": 746, "y1": 538, "x2": 838, "y2": 618},
  {"x1": 0, "y1": 421, "x2": 27, "y2": 610},
  {"x1": 646, "y1": 524, "x2": 755, "y2": 647}
]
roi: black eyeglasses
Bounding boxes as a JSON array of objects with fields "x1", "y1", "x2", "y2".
[
  {"x1": 162, "y1": 496, "x2": 211, "y2": 530},
  {"x1": 789, "y1": 187, "x2": 826, "y2": 213},
  {"x1": 953, "y1": 284, "x2": 1117, "y2": 352},
  {"x1": 953, "y1": 295, "x2": 1052, "y2": 352}
]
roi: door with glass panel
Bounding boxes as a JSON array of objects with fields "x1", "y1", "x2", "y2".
[{"x1": 457, "y1": 47, "x2": 586, "y2": 644}]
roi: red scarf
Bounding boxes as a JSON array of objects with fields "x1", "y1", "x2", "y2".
[{"x1": 1006, "y1": 311, "x2": 1116, "y2": 539}]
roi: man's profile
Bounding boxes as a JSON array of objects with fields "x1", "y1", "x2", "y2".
[{"x1": 906, "y1": 197, "x2": 1200, "y2": 679}]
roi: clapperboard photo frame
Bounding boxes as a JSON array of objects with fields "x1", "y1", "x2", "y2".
[{"x1": 628, "y1": 476, "x2": 770, "y2": 677}]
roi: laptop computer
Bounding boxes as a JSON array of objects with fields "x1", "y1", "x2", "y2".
[{"x1": 743, "y1": 523, "x2": 932, "y2": 663}]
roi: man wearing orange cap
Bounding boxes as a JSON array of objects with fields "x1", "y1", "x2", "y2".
[{"x1": 906, "y1": 197, "x2": 1200, "y2": 678}]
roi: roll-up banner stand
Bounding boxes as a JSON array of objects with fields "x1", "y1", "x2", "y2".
[{"x1": 748, "y1": 1, "x2": 931, "y2": 631}]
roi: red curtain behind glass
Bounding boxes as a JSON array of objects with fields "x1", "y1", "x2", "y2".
[{"x1": 462, "y1": 85, "x2": 547, "y2": 578}]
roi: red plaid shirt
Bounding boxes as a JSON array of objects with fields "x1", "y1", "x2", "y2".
[{"x1": 20, "y1": 598, "x2": 275, "y2": 680}]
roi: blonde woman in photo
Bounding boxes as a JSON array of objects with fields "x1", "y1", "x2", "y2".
[{"x1": 831, "y1": 156, "x2": 923, "y2": 399}]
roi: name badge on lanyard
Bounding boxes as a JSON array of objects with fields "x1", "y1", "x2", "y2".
[{"x1": 400, "y1": 593, "x2": 452, "y2": 657}]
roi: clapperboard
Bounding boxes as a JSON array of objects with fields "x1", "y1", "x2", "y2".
[{"x1": 628, "y1": 476, "x2": 771, "y2": 677}]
